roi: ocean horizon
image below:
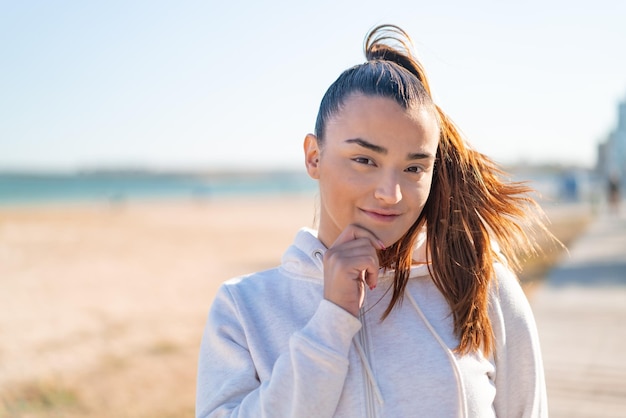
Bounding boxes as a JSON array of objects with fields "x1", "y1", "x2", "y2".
[{"x1": 0, "y1": 170, "x2": 318, "y2": 207}]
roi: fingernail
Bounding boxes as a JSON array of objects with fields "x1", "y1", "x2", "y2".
[
  {"x1": 369, "y1": 284, "x2": 376, "y2": 291},
  {"x1": 378, "y1": 240, "x2": 386, "y2": 250}
]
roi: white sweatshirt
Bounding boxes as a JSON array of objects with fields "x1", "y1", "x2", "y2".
[{"x1": 196, "y1": 228, "x2": 547, "y2": 417}]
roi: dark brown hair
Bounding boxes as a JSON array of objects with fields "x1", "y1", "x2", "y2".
[{"x1": 314, "y1": 24, "x2": 553, "y2": 356}]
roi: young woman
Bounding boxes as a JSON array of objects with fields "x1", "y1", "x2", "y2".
[{"x1": 197, "y1": 25, "x2": 550, "y2": 417}]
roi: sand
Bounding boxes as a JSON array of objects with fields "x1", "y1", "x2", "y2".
[
  {"x1": 0, "y1": 194, "x2": 317, "y2": 417},
  {"x1": 0, "y1": 194, "x2": 591, "y2": 417}
]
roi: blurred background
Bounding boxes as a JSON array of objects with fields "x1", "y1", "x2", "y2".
[{"x1": 1, "y1": 1, "x2": 625, "y2": 417}]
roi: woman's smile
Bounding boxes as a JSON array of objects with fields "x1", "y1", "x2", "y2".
[{"x1": 359, "y1": 207, "x2": 402, "y2": 223}]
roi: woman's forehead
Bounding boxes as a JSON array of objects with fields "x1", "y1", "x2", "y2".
[
  {"x1": 327, "y1": 94, "x2": 439, "y2": 132},
  {"x1": 321, "y1": 95, "x2": 440, "y2": 154}
]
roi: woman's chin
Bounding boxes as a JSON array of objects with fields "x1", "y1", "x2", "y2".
[{"x1": 375, "y1": 232, "x2": 404, "y2": 250}]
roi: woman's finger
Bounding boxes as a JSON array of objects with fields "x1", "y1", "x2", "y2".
[{"x1": 331, "y1": 223, "x2": 385, "y2": 251}]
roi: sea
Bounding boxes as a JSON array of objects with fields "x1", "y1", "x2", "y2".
[{"x1": 0, "y1": 170, "x2": 318, "y2": 207}]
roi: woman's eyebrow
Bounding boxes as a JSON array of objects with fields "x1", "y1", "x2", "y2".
[
  {"x1": 407, "y1": 152, "x2": 435, "y2": 161},
  {"x1": 345, "y1": 138, "x2": 434, "y2": 161},
  {"x1": 345, "y1": 138, "x2": 387, "y2": 154}
]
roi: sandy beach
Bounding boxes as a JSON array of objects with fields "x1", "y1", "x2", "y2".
[
  {"x1": 0, "y1": 194, "x2": 591, "y2": 417},
  {"x1": 0, "y1": 194, "x2": 318, "y2": 417}
]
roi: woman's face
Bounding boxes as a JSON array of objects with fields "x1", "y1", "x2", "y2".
[{"x1": 305, "y1": 93, "x2": 440, "y2": 248}]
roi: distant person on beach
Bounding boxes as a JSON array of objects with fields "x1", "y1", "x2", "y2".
[
  {"x1": 197, "y1": 25, "x2": 551, "y2": 417},
  {"x1": 608, "y1": 174, "x2": 620, "y2": 214}
]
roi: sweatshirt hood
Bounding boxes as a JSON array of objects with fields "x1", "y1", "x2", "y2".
[
  {"x1": 280, "y1": 228, "x2": 326, "y2": 280},
  {"x1": 280, "y1": 227, "x2": 431, "y2": 282}
]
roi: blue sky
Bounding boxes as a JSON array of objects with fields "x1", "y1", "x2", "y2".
[{"x1": 1, "y1": 1, "x2": 625, "y2": 172}]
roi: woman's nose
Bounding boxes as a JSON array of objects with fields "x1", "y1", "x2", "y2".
[{"x1": 374, "y1": 172, "x2": 402, "y2": 204}]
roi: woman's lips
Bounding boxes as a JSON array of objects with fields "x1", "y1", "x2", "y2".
[{"x1": 361, "y1": 209, "x2": 401, "y2": 222}]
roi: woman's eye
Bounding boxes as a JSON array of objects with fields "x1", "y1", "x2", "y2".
[
  {"x1": 353, "y1": 157, "x2": 374, "y2": 166},
  {"x1": 406, "y1": 166, "x2": 424, "y2": 173}
]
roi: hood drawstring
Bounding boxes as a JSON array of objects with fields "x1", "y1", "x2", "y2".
[
  {"x1": 312, "y1": 249, "x2": 325, "y2": 270},
  {"x1": 406, "y1": 291, "x2": 468, "y2": 418},
  {"x1": 354, "y1": 337, "x2": 384, "y2": 406}
]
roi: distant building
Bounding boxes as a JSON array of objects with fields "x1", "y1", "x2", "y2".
[{"x1": 597, "y1": 97, "x2": 626, "y2": 184}]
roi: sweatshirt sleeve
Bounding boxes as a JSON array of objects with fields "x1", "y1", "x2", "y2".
[
  {"x1": 196, "y1": 285, "x2": 362, "y2": 418},
  {"x1": 491, "y1": 264, "x2": 548, "y2": 418}
]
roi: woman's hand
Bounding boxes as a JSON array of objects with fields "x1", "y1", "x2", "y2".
[{"x1": 322, "y1": 224, "x2": 385, "y2": 317}]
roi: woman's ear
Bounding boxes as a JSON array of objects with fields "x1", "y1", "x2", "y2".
[{"x1": 303, "y1": 133, "x2": 321, "y2": 179}]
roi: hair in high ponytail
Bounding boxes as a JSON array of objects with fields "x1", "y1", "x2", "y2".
[
  {"x1": 314, "y1": 24, "x2": 554, "y2": 356},
  {"x1": 364, "y1": 25, "x2": 433, "y2": 95}
]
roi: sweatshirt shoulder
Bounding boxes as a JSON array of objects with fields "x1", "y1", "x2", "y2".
[
  {"x1": 489, "y1": 262, "x2": 539, "y2": 342},
  {"x1": 211, "y1": 268, "x2": 290, "y2": 320},
  {"x1": 490, "y1": 263, "x2": 532, "y2": 314},
  {"x1": 217, "y1": 265, "x2": 321, "y2": 305},
  {"x1": 220, "y1": 267, "x2": 285, "y2": 295}
]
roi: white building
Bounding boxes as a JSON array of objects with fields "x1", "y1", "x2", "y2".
[{"x1": 598, "y1": 97, "x2": 626, "y2": 183}]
